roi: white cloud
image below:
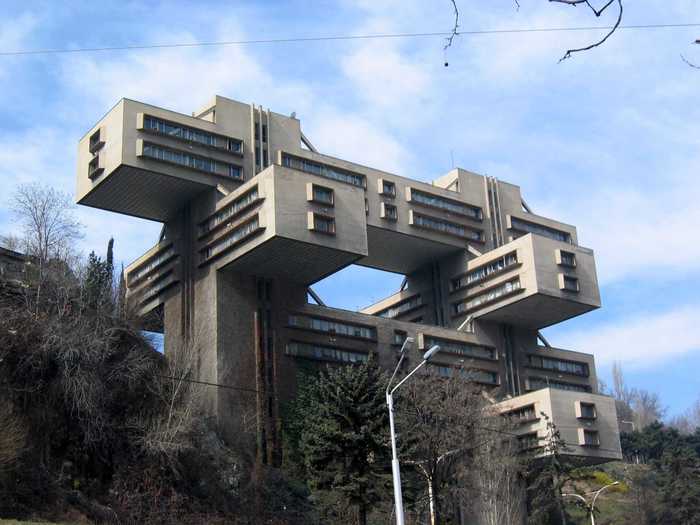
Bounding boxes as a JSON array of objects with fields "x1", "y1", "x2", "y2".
[
  {"x1": 562, "y1": 306, "x2": 700, "y2": 369},
  {"x1": 0, "y1": 12, "x2": 38, "y2": 79}
]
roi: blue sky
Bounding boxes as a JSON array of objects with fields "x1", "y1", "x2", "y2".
[{"x1": 1, "y1": 1, "x2": 698, "y2": 417}]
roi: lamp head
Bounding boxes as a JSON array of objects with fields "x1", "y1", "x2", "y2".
[
  {"x1": 422, "y1": 344, "x2": 441, "y2": 361},
  {"x1": 399, "y1": 336, "x2": 415, "y2": 354}
]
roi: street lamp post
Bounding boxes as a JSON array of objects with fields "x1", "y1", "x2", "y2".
[
  {"x1": 386, "y1": 339, "x2": 441, "y2": 525},
  {"x1": 563, "y1": 481, "x2": 619, "y2": 525}
]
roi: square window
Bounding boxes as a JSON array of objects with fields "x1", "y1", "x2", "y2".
[
  {"x1": 308, "y1": 212, "x2": 335, "y2": 235},
  {"x1": 577, "y1": 402, "x2": 597, "y2": 419},
  {"x1": 557, "y1": 250, "x2": 577, "y2": 267},
  {"x1": 378, "y1": 179, "x2": 396, "y2": 197},
  {"x1": 89, "y1": 128, "x2": 104, "y2": 153},
  {"x1": 381, "y1": 202, "x2": 398, "y2": 221},
  {"x1": 559, "y1": 274, "x2": 580, "y2": 292},
  {"x1": 311, "y1": 185, "x2": 334, "y2": 205},
  {"x1": 581, "y1": 429, "x2": 600, "y2": 446}
]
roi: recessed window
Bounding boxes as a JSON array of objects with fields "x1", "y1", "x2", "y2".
[
  {"x1": 88, "y1": 156, "x2": 103, "y2": 179},
  {"x1": 89, "y1": 128, "x2": 104, "y2": 153},
  {"x1": 528, "y1": 354, "x2": 589, "y2": 377},
  {"x1": 308, "y1": 213, "x2": 335, "y2": 235},
  {"x1": 518, "y1": 432, "x2": 540, "y2": 451},
  {"x1": 559, "y1": 274, "x2": 580, "y2": 292},
  {"x1": 580, "y1": 429, "x2": 600, "y2": 447},
  {"x1": 379, "y1": 179, "x2": 396, "y2": 197},
  {"x1": 381, "y1": 202, "x2": 398, "y2": 221},
  {"x1": 365, "y1": 199, "x2": 369, "y2": 216},
  {"x1": 577, "y1": 402, "x2": 597, "y2": 420},
  {"x1": 509, "y1": 216, "x2": 571, "y2": 244},
  {"x1": 557, "y1": 250, "x2": 577, "y2": 267},
  {"x1": 393, "y1": 330, "x2": 407, "y2": 346},
  {"x1": 307, "y1": 184, "x2": 334, "y2": 206}
]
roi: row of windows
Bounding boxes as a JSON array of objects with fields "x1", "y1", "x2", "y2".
[
  {"x1": 410, "y1": 189, "x2": 482, "y2": 220},
  {"x1": 376, "y1": 295, "x2": 422, "y2": 319},
  {"x1": 451, "y1": 252, "x2": 518, "y2": 291},
  {"x1": 453, "y1": 279, "x2": 521, "y2": 315},
  {"x1": 507, "y1": 404, "x2": 538, "y2": 423},
  {"x1": 201, "y1": 217, "x2": 260, "y2": 261},
  {"x1": 527, "y1": 376, "x2": 591, "y2": 393},
  {"x1": 412, "y1": 213, "x2": 482, "y2": 241},
  {"x1": 282, "y1": 154, "x2": 366, "y2": 187},
  {"x1": 528, "y1": 354, "x2": 589, "y2": 377},
  {"x1": 142, "y1": 143, "x2": 242, "y2": 179},
  {"x1": 139, "y1": 273, "x2": 176, "y2": 304},
  {"x1": 143, "y1": 115, "x2": 242, "y2": 153},
  {"x1": 510, "y1": 217, "x2": 571, "y2": 244},
  {"x1": 200, "y1": 187, "x2": 259, "y2": 236},
  {"x1": 128, "y1": 247, "x2": 175, "y2": 284},
  {"x1": 285, "y1": 341, "x2": 369, "y2": 364},
  {"x1": 431, "y1": 365, "x2": 499, "y2": 385},
  {"x1": 423, "y1": 336, "x2": 495, "y2": 360},
  {"x1": 288, "y1": 314, "x2": 376, "y2": 340}
]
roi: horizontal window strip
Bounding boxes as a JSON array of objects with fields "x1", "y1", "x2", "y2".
[
  {"x1": 431, "y1": 365, "x2": 499, "y2": 385},
  {"x1": 143, "y1": 115, "x2": 242, "y2": 154},
  {"x1": 199, "y1": 187, "x2": 260, "y2": 237},
  {"x1": 282, "y1": 153, "x2": 366, "y2": 188},
  {"x1": 288, "y1": 314, "x2": 376, "y2": 340},
  {"x1": 376, "y1": 295, "x2": 422, "y2": 319},
  {"x1": 412, "y1": 212, "x2": 482, "y2": 241},
  {"x1": 410, "y1": 188, "x2": 482, "y2": 220},
  {"x1": 424, "y1": 336, "x2": 495, "y2": 360},
  {"x1": 142, "y1": 142, "x2": 242, "y2": 179},
  {"x1": 510, "y1": 216, "x2": 571, "y2": 243},
  {"x1": 527, "y1": 354, "x2": 589, "y2": 377},
  {"x1": 453, "y1": 279, "x2": 521, "y2": 315},
  {"x1": 527, "y1": 376, "x2": 591, "y2": 393},
  {"x1": 452, "y1": 252, "x2": 518, "y2": 291},
  {"x1": 285, "y1": 341, "x2": 369, "y2": 364},
  {"x1": 128, "y1": 246, "x2": 176, "y2": 284},
  {"x1": 200, "y1": 216, "x2": 261, "y2": 262}
]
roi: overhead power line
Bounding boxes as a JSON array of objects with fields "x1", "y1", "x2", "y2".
[{"x1": 1, "y1": 22, "x2": 699, "y2": 57}]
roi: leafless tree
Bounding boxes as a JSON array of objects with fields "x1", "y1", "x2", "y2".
[
  {"x1": 472, "y1": 419, "x2": 526, "y2": 525},
  {"x1": 632, "y1": 389, "x2": 666, "y2": 429},
  {"x1": 668, "y1": 398, "x2": 700, "y2": 434},
  {"x1": 11, "y1": 183, "x2": 83, "y2": 264},
  {"x1": 132, "y1": 326, "x2": 204, "y2": 466},
  {"x1": 0, "y1": 402, "x2": 27, "y2": 475},
  {"x1": 397, "y1": 368, "x2": 490, "y2": 524},
  {"x1": 0, "y1": 234, "x2": 23, "y2": 252}
]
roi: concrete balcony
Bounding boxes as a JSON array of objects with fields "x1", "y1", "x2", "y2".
[
  {"x1": 495, "y1": 388, "x2": 622, "y2": 464},
  {"x1": 449, "y1": 233, "x2": 601, "y2": 329}
]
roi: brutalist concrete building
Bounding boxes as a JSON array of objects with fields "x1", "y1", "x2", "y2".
[{"x1": 77, "y1": 95, "x2": 622, "y2": 465}]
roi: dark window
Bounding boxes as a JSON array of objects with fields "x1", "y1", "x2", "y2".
[
  {"x1": 312, "y1": 214, "x2": 335, "y2": 235},
  {"x1": 312, "y1": 185, "x2": 334, "y2": 205},
  {"x1": 382, "y1": 180, "x2": 396, "y2": 197},
  {"x1": 383, "y1": 203, "x2": 398, "y2": 221},
  {"x1": 579, "y1": 402, "x2": 596, "y2": 419},
  {"x1": 562, "y1": 275, "x2": 579, "y2": 292},
  {"x1": 559, "y1": 250, "x2": 576, "y2": 267},
  {"x1": 510, "y1": 217, "x2": 571, "y2": 243},
  {"x1": 582, "y1": 430, "x2": 600, "y2": 446}
]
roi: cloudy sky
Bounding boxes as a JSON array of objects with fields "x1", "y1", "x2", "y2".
[{"x1": 1, "y1": 1, "x2": 698, "y2": 416}]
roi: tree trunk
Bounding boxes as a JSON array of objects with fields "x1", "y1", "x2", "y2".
[
  {"x1": 428, "y1": 477, "x2": 438, "y2": 525},
  {"x1": 358, "y1": 504, "x2": 367, "y2": 525}
]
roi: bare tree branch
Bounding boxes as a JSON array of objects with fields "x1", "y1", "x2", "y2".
[
  {"x1": 444, "y1": 0, "x2": 459, "y2": 51},
  {"x1": 551, "y1": 0, "x2": 624, "y2": 61},
  {"x1": 681, "y1": 54, "x2": 700, "y2": 69}
]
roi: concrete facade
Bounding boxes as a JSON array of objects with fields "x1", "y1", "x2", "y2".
[{"x1": 77, "y1": 95, "x2": 621, "y2": 465}]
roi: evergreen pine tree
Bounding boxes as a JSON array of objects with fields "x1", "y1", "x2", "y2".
[{"x1": 299, "y1": 361, "x2": 389, "y2": 525}]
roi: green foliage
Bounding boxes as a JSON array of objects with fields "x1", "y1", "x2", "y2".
[
  {"x1": 655, "y1": 443, "x2": 700, "y2": 524},
  {"x1": 82, "y1": 240, "x2": 114, "y2": 313},
  {"x1": 525, "y1": 414, "x2": 573, "y2": 525},
  {"x1": 296, "y1": 361, "x2": 389, "y2": 525}
]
